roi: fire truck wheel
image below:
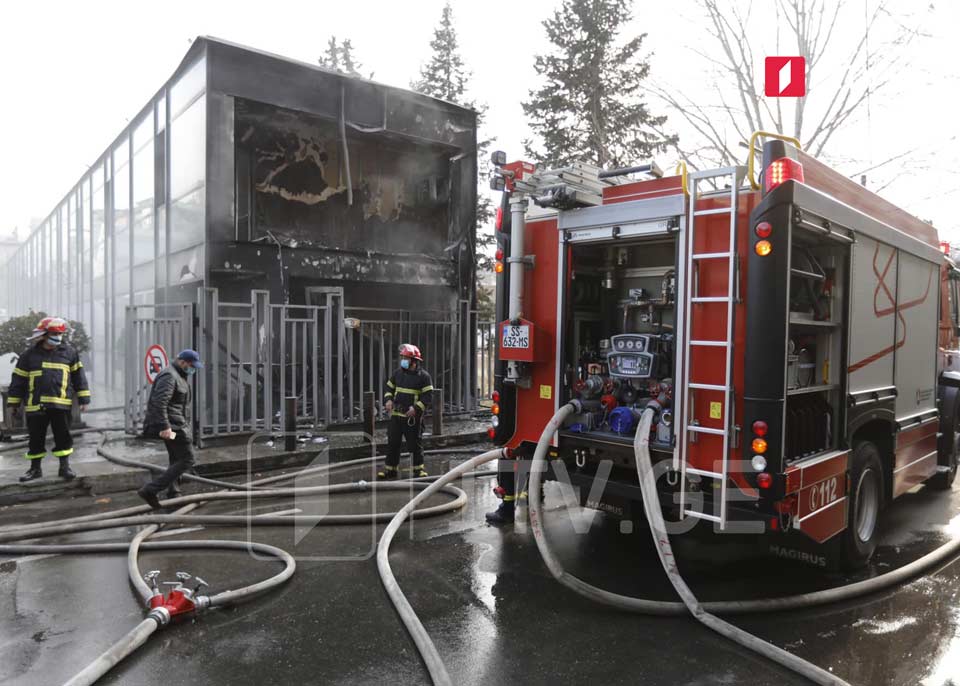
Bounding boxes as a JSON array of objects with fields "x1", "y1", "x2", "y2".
[
  {"x1": 928, "y1": 423, "x2": 959, "y2": 490},
  {"x1": 832, "y1": 441, "x2": 884, "y2": 570}
]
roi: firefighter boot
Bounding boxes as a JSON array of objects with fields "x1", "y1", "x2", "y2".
[
  {"x1": 411, "y1": 463, "x2": 428, "y2": 478},
  {"x1": 485, "y1": 501, "x2": 515, "y2": 525},
  {"x1": 377, "y1": 465, "x2": 399, "y2": 481},
  {"x1": 58, "y1": 456, "x2": 76, "y2": 481},
  {"x1": 19, "y1": 461, "x2": 43, "y2": 483},
  {"x1": 137, "y1": 487, "x2": 162, "y2": 510}
]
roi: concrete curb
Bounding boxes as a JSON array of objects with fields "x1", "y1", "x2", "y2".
[{"x1": 0, "y1": 430, "x2": 490, "y2": 506}]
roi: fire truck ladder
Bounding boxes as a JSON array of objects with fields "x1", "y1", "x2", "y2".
[{"x1": 677, "y1": 166, "x2": 746, "y2": 530}]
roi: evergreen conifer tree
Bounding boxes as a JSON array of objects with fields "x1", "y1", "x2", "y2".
[
  {"x1": 523, "y1": 0, "x2": 677, "y2": 169},
  {"x1": 413, "y1": 3, "x2": 496, "y2": 279}
]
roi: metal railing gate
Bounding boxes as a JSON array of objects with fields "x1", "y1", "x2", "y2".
[
  {"x1": 124, "y1": 302, "x2": 196, "y2": 434},
  {"x1": 126, "y1": 289, "x2": 486, "y2": 440}
]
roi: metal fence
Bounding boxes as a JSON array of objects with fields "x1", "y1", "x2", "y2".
[
  {"x1": 124, "y1": 302, "x2": 196, "y2": 434},
  {"x1": 476, "y1": 319, "x2": 496, "y2": 406},
  {"x1": 126, "y1": 289, "x2": 491, "y2": 440}
]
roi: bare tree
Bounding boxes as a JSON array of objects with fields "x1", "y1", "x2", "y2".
[{"x1": 655, "y1": 0, "x2": 930, "y2": 176}]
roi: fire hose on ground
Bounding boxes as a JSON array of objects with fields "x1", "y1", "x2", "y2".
[
  {"x1": 0, "y1": 443, "x2": 497, "y2": 685},
  {"x1": 523, "y1": 401, "x2": 960, "y2": 685},
  {"x1": 5, "y1": 411, "x2": 960, "y2": 684}
]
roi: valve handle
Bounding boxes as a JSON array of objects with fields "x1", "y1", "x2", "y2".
[
  {"x1": 175, "y1": 571, "x2": 192, "y2": 581},
  {"x1": 193, "y1": 577, "x2": 208, "y2": 591},
  {"x1": 144, "y1": 570, "x2": 161, "y2": 581}
]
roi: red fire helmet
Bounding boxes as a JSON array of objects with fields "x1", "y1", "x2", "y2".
[{"x1": 398, "y1": 343, "x2": 423, "y2": 361}]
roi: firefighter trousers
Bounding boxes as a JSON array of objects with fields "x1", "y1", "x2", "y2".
[
  {"x1": 26, "y1": 409, "x2": 73, "y2": 461},
  {"x1": 496, "y1": 455, "x2": 555, "y2": 503},
  {"x1": 142, "y1": 433, "x2": 196, "y2": 495},
  {"x1": 385, "y1": 415, "x2": 424, "y2": 469}
]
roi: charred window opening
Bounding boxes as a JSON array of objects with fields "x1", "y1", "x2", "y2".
[{"x1": 234, "y1": 99, "x2": 454, "y2": 257}]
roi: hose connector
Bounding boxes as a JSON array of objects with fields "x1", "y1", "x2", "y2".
[
  {"x1": 194, "y1": 595, "x2": 212, "y2": 612},
  {"x1": 567, "y1": 399, "x2": 584, "y2": 413},
  {"x1": 644, "y1": 399, "x2": 663, "y2": 419},
  {"x1": 147, "y1": 606, "x2": 171, "y2": 627}
]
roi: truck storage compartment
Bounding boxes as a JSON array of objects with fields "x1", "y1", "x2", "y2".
[
  {"x1": 560, "y1": 236, "x2": 678, "y2": 455},
  {"x1": 784, "y1": 232, "x2": 848, "y2": 460}
]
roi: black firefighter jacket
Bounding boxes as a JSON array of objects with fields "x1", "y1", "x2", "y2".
[
  {"x1": 143, "y1": 365, "x2": 193, "y2": 437},
  {"x1": 6, "y1": 343, "x2": 90, "y2": 413},
  {"x1": 383, "y1": 367, "x2": 434, "y2": 418}
]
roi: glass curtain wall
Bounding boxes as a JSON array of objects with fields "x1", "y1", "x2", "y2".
[
  {"x1": 1, "y1": 50, "x2": 207, "y2": 405},
  {"x1": 168, "y1": 56, "x2": 206, "y2": 288}
]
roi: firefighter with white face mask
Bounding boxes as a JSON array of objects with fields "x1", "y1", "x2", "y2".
[
  {"x1": 6, "y1": 317, "x2": 91, "y2": 483},
  {"x1": 378, "y1": 344, "x2": 434, "y2": 480}
]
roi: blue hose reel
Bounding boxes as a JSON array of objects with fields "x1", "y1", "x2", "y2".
[{"x1": 609, "y1": 407, "x2": 638, "y2": 435}]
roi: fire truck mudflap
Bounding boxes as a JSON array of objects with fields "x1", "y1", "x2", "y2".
[{"x1": 785, "y1": 449, "x2": 849, "y2": 543}]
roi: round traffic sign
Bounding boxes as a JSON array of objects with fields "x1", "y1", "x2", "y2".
[{"x1": 144, "y1": 345, "x2": 169, "y2": 384}]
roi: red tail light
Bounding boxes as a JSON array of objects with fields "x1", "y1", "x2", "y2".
[
  {"x1": 764, "y1": 157, "x2": 804, "y2": 193},
  {"x1": 495, "y1": 249, "x2": 504, "y2": 261},
  {"x1": 752, "y1": 420, "x2": 768, "y2": 437},
  {"x1": 488, "y1": 427, "x2": 496, "y2": 439},
  {"x1": 754, "y1": 222, "x2": 772, "y2": 238},
  {"x1": 757, "y1": 473, "x2": 773, "y2": 489},
  {"x1": 492, "y1": 391, "x2": 500, "y2": 403}
]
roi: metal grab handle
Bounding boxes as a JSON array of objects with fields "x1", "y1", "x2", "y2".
[
  {"x1": 746, "y1": 131, "x2": 802, "y2": 191},
  {"x1": 674, "y1": 161, "x2": 689, "y2": 197}
]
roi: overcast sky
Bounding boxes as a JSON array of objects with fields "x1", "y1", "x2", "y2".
[{"x1": 2, "y1": 0, "x2": 958, "y2": 242}]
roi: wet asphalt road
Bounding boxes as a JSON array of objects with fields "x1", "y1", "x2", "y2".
[{"x1": 2, "y1": 454, "x2": 960, "y2": 686}]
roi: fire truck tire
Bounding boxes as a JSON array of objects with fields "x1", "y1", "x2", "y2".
[{"x1": 832, "y1": 441, "x2": 884, "y2": 570}]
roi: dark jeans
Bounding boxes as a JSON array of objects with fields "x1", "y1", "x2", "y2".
[
  {"x1": 385, "y1": 415, "x2": 423, "y2": 468},
  {"x1": 142, "y1": 432, "x2": 196, "y2": 495},
  {"x1": 26, "y1": 409, "x2": 73, "y2": 460}
]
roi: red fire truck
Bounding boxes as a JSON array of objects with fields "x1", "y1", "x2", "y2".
[{"x1": 487, "y1": 133, "x2": 960, "y2": 568}]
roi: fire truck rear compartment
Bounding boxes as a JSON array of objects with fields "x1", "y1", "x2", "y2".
[
  {"x1": 558, "y1": 236, "x2": 680, "y2": 512},
  {"x1": 782, "y1": 230, "x2": 848, "y2": 464}
]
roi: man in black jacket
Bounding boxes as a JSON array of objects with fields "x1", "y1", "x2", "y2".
[
  {"x1": 6, "y1": 317, "x2": 91, "y2": 482},
  {"x1": 378, "y1": 343, "x2": 433, "y2": 480},
  {"x1": 137, "y1": 349, "x2": 202, "y2": 509}
]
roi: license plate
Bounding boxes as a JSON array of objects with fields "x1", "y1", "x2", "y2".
[{"x1": 502, "y1": 325, "x2": 530, "y2": 349}]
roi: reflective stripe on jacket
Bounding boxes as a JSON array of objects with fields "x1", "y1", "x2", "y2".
[
  {"x1": 6, "y1": 343, "x2": 91, "y2": 413},
  {"x1": 384, "y1": 367, "x2": 433, "y2": 417}
]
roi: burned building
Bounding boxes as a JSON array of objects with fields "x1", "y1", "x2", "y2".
[{"x1": 2, "y1": 37, "x2": 479, "y2": 413}]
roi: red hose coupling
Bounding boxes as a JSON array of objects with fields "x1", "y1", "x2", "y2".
[
  {"x1": 493, "y1": 486, "x2": 506, "y2": 499},
  {"x1": 148, "y1": 593, "x2": 165, "y2": 610}
]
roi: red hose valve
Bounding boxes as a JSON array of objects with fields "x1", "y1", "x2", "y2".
[
  {"x1": 493, "y1": 486, "x2": 506, "y2": 499},
  {"x1": 144, "y1": 570, "x2": 165, "y2": 609},
  {"x1": 156, "y1": 572, "x2": 209, "y2": 621},
  {"x1": 163, "y1": 588, "x2": 197, "y2": 619}
]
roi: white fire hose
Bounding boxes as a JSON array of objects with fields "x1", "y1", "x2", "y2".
[
  {"x1": 6, "y1": 407, "x2": 960, "y2": 684},
  {"x1": 526, "y1": 402, "x2": 858, "y2": 684}
]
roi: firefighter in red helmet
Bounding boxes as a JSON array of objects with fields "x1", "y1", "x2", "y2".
[
  {"x1": 378, "y1": 343, "x2": 434, "y2": 480},
  {"x1": 6, "y1": 317, "x2": 91, "y2": 482}
]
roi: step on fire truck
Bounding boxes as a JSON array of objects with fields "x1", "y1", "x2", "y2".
[{"x1": 487, "y1": 133, "x2": 960, "y2": 569}]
